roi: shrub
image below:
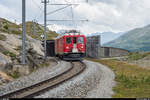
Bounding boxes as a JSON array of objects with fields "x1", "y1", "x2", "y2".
[
  {"x1": 0, "y1": 34, "x2": 6, "y2": 41},
  {"x1": 3, "y1": 23, "x2": 8, "y2": 30},
  {"x1": 3, "y1": 50, "x2": 16, "y2": 58},
  {"x1": 15, "y1": 46, "x2": 22, "y2": 51},
  {"x1": 39, "y1": 60, "x2": 50, "y2": 67},
  {"x1": 3, "y1": 51, "x2": 10, "y2": 55},
  {"x1": 9, "y1": 52, "x2": 16, "y2": 58},
  {"x1": 8, "y1": 71, "x2": 20, "y2": 79},
  {"x1": 11, "y1": 30, "x2": 21, "y2": 35},
  {"x1": 127, "y1": 52, "x2": 146, "y2": 61}
]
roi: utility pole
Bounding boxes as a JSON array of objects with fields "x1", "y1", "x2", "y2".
[
  {"x1": 14, "y1": 19, "x2": 17, "y2": 24},
  {"x1": 22, "y1": 0, "x2": 26, "y2": 64},
  {"x1": 42, "y1": 0, "x2": 49, "y2": 60},
  {"x1": 32, "y1": 19, "x2": 37, "y2": 34}
]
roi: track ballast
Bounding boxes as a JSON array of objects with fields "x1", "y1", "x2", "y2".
[{"x1": 0, "y1": 61, "x2": 86, "y2": 98}]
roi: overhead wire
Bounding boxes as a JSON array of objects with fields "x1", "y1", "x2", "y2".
[
  {"x1": 32, "y1": 0, "x2": 43, "y2": 11},
  {"x1": 31, "y1": 0, "x2": 44, "y2": 21},
  {"x1": 71, "y1": 5, "x2": 75, "y2": 29},
  {"x1": 47, "y1": 4, "x2": 72, "y2": 15}
]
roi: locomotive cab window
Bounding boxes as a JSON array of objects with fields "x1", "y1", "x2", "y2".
[
  {"x1": 73, "y1": 37, "x2": 77, "y2": 44},
  {"x1": 78, "y1": 37, "x2": 83, "y2": 44},
  {"x1": 66, "y1": 37, "x2": 72, "y2": 44}
]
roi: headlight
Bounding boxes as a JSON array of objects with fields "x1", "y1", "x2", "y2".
[
  {"x1": 66, "y1": 46, "x2": 69, "y2": 49},
  {"x1": 81, "y1": 46, "x2": 84, "y2": 48}
]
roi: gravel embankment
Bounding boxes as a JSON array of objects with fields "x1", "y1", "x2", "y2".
[
  {"x1": 0, "y1": 60, "x2": 71, "y2": 96},
  {"x1": 35, "y1": 60, "x2": 116, "y2": 98}
]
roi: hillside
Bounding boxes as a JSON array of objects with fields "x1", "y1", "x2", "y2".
[
  {"x1": 104, "y1": 24, "x2": 150, "y2": 52},
  {"x1": 0, "y1": 18, "x2": 58, "y2": 40},
  {"x1": 19, "y1": 22, "x2": 58, "y2": 40},
  {"x1": 0, "y1": 18, "x2": 21, "y2": 35},
  {"x1": 0, "y1": 18, "x2": 58, "y2": 85}
]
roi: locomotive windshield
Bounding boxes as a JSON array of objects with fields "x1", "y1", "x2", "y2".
[
  {"x1": 73, "y1": 37, "x2": 77, "y2": 44},
  {"x1": 66, "y1": 37, "x2": 83, "y2": 44},
  {"x1": 78, "y1": 37, "x2": 84, "y2": 44},
  {"x1": 66, "y1": 37, "x2": 72, "y2": 44}
]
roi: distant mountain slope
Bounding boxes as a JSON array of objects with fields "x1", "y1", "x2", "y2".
[
  {"x1": 0, "y1": 18, "x2": 58, "y2": 40},
  {"x1": 89, "y1": 32, "x2": 125, "y2": 44},
  {"x1": 101, "y1": 32, "x2": 124, "y2": 44},
  {"x1": 104, "y1": 24, "x2": 150, "y2": 52}
]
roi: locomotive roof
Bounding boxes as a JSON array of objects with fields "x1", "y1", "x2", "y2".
[
  {"x1": 56, "y1": 30, "x2": 84, "y2": 39},
  {"x1": 58, "y1": 29, "x2": 80, "y2": 33}
]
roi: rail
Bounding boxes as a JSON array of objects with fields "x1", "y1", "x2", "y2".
[{"x1": 0, "y1": 61, "x2": 86, "y2": 98}]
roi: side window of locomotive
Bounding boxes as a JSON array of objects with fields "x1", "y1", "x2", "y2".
[
  {"x1": 73, "y1": 37, "x2": 77, "y2": 44},
  {"x1": 66, "y1": 37, "x2": 72, "y2": 44},
  {"x1": 78, "y1": 37, "x2": 83, "y2": 44}
]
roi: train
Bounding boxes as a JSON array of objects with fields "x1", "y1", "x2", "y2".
[{"x1": 43, "y1": 30, "x2": 86, "y2": 60}]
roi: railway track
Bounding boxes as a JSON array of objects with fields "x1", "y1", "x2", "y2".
[{"x1": 0, "y1": 61, "x2": 86, "y2": 98}]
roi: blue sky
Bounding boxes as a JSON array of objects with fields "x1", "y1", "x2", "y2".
[{"x1": 1, "y1": 0, "x2": 150, "y2": 34}]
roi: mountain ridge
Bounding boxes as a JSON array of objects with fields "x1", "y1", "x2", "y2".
[
  {"x1": 0, "y1": 17, "x2": 58, "y2": 40},
  {"x1": 104, "y1": 24, "x2": 150, "y2": 52}
]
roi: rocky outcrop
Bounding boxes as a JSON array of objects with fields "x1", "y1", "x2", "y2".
[
  {"x1": 0, "y1": 32, "x2": 45, "y2": 82},
  {"x1": 26, "y1": 35, "x2": 44, "y2": 56},
  {"x1": 7, "y1": 41, "x2": 45, "y2": 76},
  {"x1": 0, "y1": 17, "x2": 56, "y2": 85}
]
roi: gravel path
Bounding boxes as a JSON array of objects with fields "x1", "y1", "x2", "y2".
[
  {"x1": 35, "y1": 60, "x2": 116, "y2": 98},
  {"x1": 0, "y1": 60, "x2": 71, "y2": 96},
  {"x1": 86, "y1": 61, "x2": 116, "y2": 98}
]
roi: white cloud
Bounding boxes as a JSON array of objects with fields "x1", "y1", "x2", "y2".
[
  {"x1": 0, "y1": 3, "x2": 20, "y2": 22},
  {"x1": 1, "y1": 0, "x2": 150, "y2": 34},
  {"x1": 73, "y1": 0, "x2": 150, "y2": 33}
]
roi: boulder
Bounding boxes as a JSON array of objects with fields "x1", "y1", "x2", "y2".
[
  {"x1": 13, "y1": 65, "x2": 30, "y2": 75},
  {"x1": 0, "y1": 52, "x2": 12, "y2": 64},
  {"x1": 26, "y1": 35, "x2": 44, "y2": 56}
]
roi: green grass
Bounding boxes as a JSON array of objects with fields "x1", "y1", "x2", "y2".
[
  {"x1": 2, "y1": 50, "x2": 16, "y2": 58},
  {"x1": 8, "y1": 71, "x2": 20, "y2": 79},
  {"x1": 0, "y1": 18, "x2": 58, "y2": 39},
  {"x1": 0, "y1": 34, "x2": 6, "y2": 41},
  {"x1": 127, "y1": 52, "x2": 150, "y2": 61},
  {"x1": 39, "y1": 60, "x2": 50, "y2": 67},
  {"x1": 0, "y1": 18, "x2": 21, "y2": 35},
  {"x1": 14, "y1": 46, "x2": 22, "y2": 51},
  {"x1": 86, "y1": 58, "x2": 150, "y2": 98},
  {"x1": 10, "y1": 29, "x2": 22, "y2": 35},
  {"x1": 20, "y1": 21, "x2": 58, "y2": 40},
  {"x1": 30, "y1": 60, "x2": 50, "y2": 73},
  {"x1": 3, "y1": 23, "x2": 8, "y2": 30}
]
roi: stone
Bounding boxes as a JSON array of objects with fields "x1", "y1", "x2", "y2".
[
  {"x1": 12, "y1": 59, "x2": 19, "y2": 64},
  {"x1": 13, "y1": 65, "x2": 30, "y2": 75},
  {"x1": 3, "y1": 63, "x2": 13, "y2": 73}
]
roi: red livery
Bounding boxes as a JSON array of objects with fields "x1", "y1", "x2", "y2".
[{"x1": 55, "y1": 30, "x2": 86, "y2": 60}]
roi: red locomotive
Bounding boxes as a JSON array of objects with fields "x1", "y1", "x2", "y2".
[{"x1": 55, "y1": 30, "x2": 86, "y2": 60}]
